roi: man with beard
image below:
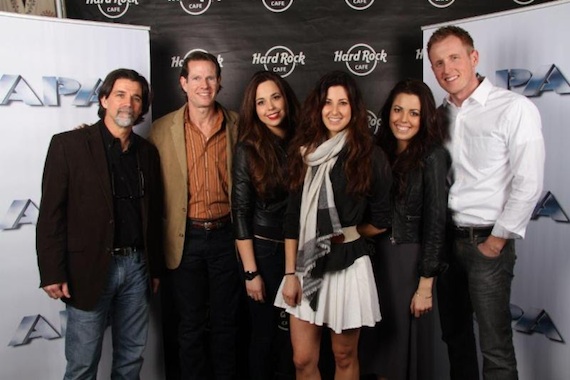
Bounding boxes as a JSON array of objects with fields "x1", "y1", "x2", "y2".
[{"x1": 36, "y1": 68, "x2": 163, "y2": 379}]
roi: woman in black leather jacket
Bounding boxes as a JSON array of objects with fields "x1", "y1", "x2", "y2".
[
  {"x1": 360, "y1": 79, "x2": 450, "y2": 380},
  {"x1": 231, "y1": 70, "x2": 299, "y2": 380}
]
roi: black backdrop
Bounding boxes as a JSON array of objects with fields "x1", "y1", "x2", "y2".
[{"x1": 65, "y1": 0, "x2": 553, "y2": 125}]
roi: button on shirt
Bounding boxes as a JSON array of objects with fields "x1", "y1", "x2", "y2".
[
  {"x1": 184, "y1": 106, "x2": 230, "y2": 220},
  {"x1": 444, "y1": 78, "x2": 545, "y2": 239},
  {"x1": 100, "y1": 124, "x2": 144, "y2": 248}
]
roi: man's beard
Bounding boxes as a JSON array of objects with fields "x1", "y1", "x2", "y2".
[{"x1": 114, "y1": 108, "x2": 136, "y2": 128}]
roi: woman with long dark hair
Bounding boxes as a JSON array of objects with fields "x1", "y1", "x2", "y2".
[
  {"x1": 274, "y1": 71, "x2": 392, "y2": 379},
  {"x1": 232, "y1": 70, "x2": 299, "y2": 379},
  {"x1": 359, "y1": 79, "x2": 449, "y2": 380}
]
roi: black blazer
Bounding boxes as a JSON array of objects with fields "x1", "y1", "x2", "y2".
[{"x1": 36, "y1": 121, "x2": 163, "y2": 311}]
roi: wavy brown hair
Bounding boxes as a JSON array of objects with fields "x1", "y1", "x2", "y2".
[
  {"x1": 97, "y1": 68, "x2": 151, "y2": 125},
  {"x1": 288, "y1": 71, "x2": 373, "y2": 195},
  {"x1": 238, "y1": 71, "x2": 299, "y2": 198},
  {"x1": 377, "y1": 79, "x2": 447, "y2": 198}
]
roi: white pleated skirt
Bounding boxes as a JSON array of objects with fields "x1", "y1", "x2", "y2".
[{"x1": 274, "y1": 255, "x2": 381, "y2": 334}]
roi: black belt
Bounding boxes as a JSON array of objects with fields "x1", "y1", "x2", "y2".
[
  {"x1": 190, "y1": 215, "x2": 231, "y2": 231},
  {"x1": 112, "y1": 247, "x2": 141, "y2": 256},
  {"x1": 453, "y1": 226, "x2": 494, "y2": 239}
]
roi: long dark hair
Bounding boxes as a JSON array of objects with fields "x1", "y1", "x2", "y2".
[
  {"x1": 377, "y1": 79, "x2": 446, "y2": 198},
  {"x1": 238, "y1": 71, "x2": 299, "y2": 197},
  {"x1": 288, "y1": 70, "x2": 373, "y2": 195}
]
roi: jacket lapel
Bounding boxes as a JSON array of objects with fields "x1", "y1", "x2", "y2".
[
  {"x1": 170, "y1": 107, "x2": 189, "y2": 181},
  {"x1": 85, "y1": 122, "x2": 114, "y2": 214}
]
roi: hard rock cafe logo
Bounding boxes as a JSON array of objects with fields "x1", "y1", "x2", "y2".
[
  {"x1": 262, "y1": 0, "x2": 294, "y2": 13},
  {"x1": 170, "y1": 49, "x2": 224, "y2": 69},
  {"x1": 427, "y1": 0, "x2": 454, "y2": 8},
  {"x1": 345, "y1": 0, "x2": 375, "y2": 11},
  {"x1": 85, "y1": 0, "x2": 139, "y2": 19},
  {"x1": 333, "y1": 43, "x2": 388, "y2": 77},
  {"x1": 367, "y1": 110, "x2": 381, "y2": 135},
  {"x1": 251, "y1": 46, "x2": 306, "y2": 78},
  {"x1": 513, "y1": 0, "x2": 534, "y2": 5},
  {"x1": 180, "y1": 0, "x2": 212, "y2": 16}
]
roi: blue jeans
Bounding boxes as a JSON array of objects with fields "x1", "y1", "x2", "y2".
[
  {"x1": 171, "y1": 222, "x2": 240, "y2": 380},
  {"x1": 246, "y1": 238, "x2": 294, "y2": 380},
  {"x1": 438, "y1": 234, "x2": 518, "y2": 380},
  {"x1": 64, "y1": 251, "x2": 150, "y2": 380}
]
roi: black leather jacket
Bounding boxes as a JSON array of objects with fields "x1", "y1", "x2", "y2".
[
  {"x1": 231, "y1": 139, "x2": 289, "y2": 240},
  {"x1": 390, "y1": 145, "x2": 450, "y2": 277}
]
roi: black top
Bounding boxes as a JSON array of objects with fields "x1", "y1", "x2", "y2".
[
  {"x1": 390, "y1": 145, "x2": 450, "y2": 277},
  {"x1": 284, "y1": 146, "x2": 392, "y2": 273},
  {"x1": 100, "y1": 123, "x2": 144, "y2": 249},
  {"x1": 232, "y1": 136, "x2": 289, "y2": 241}
]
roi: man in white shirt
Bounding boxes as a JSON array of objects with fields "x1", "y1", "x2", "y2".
[{"x1": 427, "y1": 25, "x2": 545, "y2": 380}]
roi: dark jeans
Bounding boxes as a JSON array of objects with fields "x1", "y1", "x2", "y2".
[
  {"x1": 438, "y1": 233, "x2": 518, "y2": 380},
  {"x1": 245, "y1": 238, "x2": 294, "y2": 380},
  {"x1": 171, "y1": 222, "x2": 240, "y2": 380}
]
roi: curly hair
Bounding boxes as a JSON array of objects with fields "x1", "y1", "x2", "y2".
[
  {"x1": 288, "y1": 70, "x2": 373, "y2": 196},
  {"x1": 238, "y1": 71, "x2": 300, "y2": 198},
  {"x1": 377, "y1": 79, "x2": 447, "y2": 198}
]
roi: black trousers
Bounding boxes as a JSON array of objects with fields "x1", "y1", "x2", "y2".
[{"x1": 171, "y1": 222, "x2": 241, "y2": 380}]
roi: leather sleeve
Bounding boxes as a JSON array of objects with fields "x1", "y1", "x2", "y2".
[
  {"x1": 231, "y1": 142, "x2": 255, "y2": 239},
  {"x1": 367, "y1": 147, "x2": 393, "y2": 229},
  {"x1": 418, "y1": 146, "x2": 450, "y2": 277},
  {"x1": 283, "y1": 187, "x2": 302, "y2": 239}
]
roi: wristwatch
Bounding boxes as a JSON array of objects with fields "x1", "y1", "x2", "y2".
[{"x1": 244, "y1": 270, "x2": 259, "y2": 281}]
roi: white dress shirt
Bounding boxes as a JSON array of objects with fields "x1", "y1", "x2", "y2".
[{"x1": 444, "y1": 78, "x2": 545, "y2": 239}]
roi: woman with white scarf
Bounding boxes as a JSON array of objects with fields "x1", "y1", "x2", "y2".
[{"x1": 274, "y1": 71, "x2": 392, "y2": 379}]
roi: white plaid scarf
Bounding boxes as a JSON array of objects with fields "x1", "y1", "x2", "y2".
[{"x1": 297, "y1": 130, "x2": 347, "y2": 309}]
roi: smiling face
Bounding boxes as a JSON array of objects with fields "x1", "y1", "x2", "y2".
[
  {"x1": 101, "y1": 78, "x2": 143, "y2": 130},
  {"x1": 179, "y1": 59, "x2": 220, "y2": 110},
  {"x1": 389, "y1": 93, "x2": 421, "y2": 153},
  {"x1": 255, "y1": 80, "x2": 286, "y2": 136},
  {"x1": 322, "y1": 85, "x2": 351, "y2": 139},
  {"x1": 428, "y1": 35, "x2": 480, "y2": 106}
]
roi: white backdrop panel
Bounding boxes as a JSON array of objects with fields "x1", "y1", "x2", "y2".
[
  {"x1": 423, "y1": 1, "x2": 570, "y2": 378},
  {"x1": 0, "y1": 12, "x2": 162, "y2": 380}
]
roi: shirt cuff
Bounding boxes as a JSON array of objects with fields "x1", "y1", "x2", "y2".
[{"x1": 492, "y1": 224, "x2": 522, "y2": 240}]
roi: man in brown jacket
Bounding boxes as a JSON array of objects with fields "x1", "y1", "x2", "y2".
[
  {"x1": 149, "y1": 52, "x2": 240, "y2": 379},
  {"x1": 36, "y1": 69, "x2": 163, "y2": 380}
]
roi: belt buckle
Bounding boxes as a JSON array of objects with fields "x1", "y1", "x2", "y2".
[
  {"x1": 113, "y1": 247, "x2": 136, "y2": 256},
  {"x1": 203, "y1": 221, "x2": 215, "y2": 231}
]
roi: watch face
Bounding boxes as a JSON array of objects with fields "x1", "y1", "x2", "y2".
[{"x1": 244, "y1": 271, "x2": 258, "y2": 280}]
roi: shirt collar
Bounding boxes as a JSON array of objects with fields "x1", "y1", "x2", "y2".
[
  {"x1": 184, "y1": 103, "x2": 225, "y2": 133},
  {"x1": 99, "y1": 121, "x2": 137, "y2": 153},
  {"x1": 443, "y1": 76, "x2": 493, "y2": 109}
]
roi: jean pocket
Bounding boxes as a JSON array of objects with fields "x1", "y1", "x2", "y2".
[{"x1": 472, "y1": 237, "x2": 503, "y2": 261}]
